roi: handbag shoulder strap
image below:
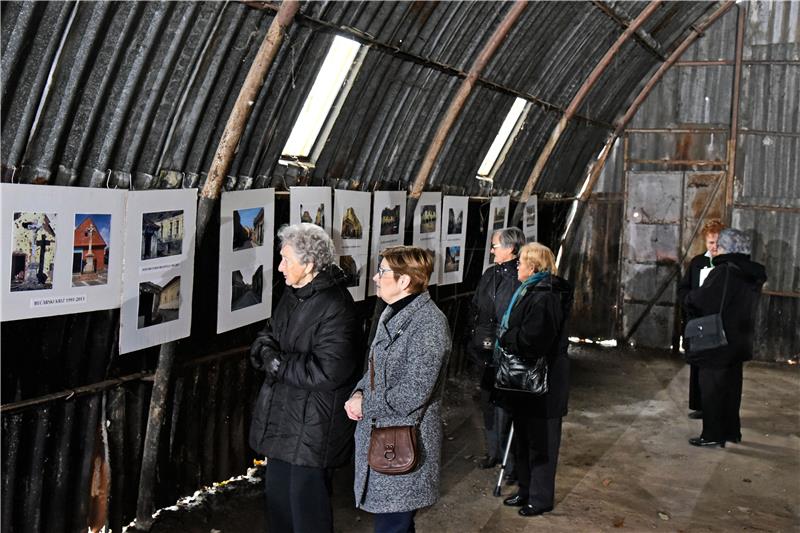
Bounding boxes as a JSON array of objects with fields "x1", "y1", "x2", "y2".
[
  {"x1": 369, "y1": 349, "x2": 443, "y2": 427},
  {"x1": 717, "y1": 263, "x2": 732, "y2": 315}
]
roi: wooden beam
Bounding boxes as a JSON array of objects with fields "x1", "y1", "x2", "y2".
[{"x1": 725, "y1": 4, "x2": 746, "y2": 224}]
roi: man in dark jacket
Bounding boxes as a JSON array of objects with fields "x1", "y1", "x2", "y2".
[
  {"x1": 677, "y1": 218, "x2": 726, "y2": 419},
  {"x1": 249, "y1": 223, "x2": 362, "y2": 533},
  {"x1": 684, "y1": 228, "x2": 766, "y2": 447},
  {"x1": 469, "y1": 227, "x2": 524, "y2": 470}
]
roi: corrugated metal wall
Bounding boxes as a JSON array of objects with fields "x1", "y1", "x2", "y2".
[
  {"x1": 565, "y1": 1, "x2": 798, "y2": 358},
  {"x1": 1, "y1": 1, "x2": 755, "y2": 531}
]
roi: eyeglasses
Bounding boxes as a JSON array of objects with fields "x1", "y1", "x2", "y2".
[{"x1": 376, "y1": 265, "x2": 393, "y2": 278}]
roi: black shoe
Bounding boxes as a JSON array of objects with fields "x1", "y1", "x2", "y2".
[
  {"x1": 726, "y1": 436, "x2": 742, "y2": 444},
  {"x1": 503, "y1": 494, "x2": 526, "y2": 507},
  {"x1": 479, "y1": 456, "x2": 498, "y2": 469},
  {"x1": 688, "y1": 410, "x2": 703, "y2": 419},
  {"x1": 689, "y1": 437, "x2": 725, "y2": 448},
  {"x1": 519, "y1": 505, "x2": 553, "y2": 517}
]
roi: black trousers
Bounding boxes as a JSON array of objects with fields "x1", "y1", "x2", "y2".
[
  {"x1": 264, "y1": 458, "x2": 334, "y2": 533},
  {"x1": 699, "y1": 363, "x2": 743, "y2": 442},
  {"x1": 480, "y1": 388, "x2": 514, "y2": 468},
  {"x1": 513, "y1": 417, "x2": 562, "y2": 509},
  {"x1": 689, "y1": 364, "x2": 702, "y2": 411},
  {"x1": 373, "y1": 510, "x2": 416, "y2": 533}
]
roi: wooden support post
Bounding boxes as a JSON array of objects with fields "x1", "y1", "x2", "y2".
[
  {"x1": 408, "y1": 0, "x2": 527, "y2": 200},
  {"x1": 725, "y1": 4, "x2": 746, "y2": 224},
  {"x1": 134, "y1": 2, "x2": 300, "y2": 529}
]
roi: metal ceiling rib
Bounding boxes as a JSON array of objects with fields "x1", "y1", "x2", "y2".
[{"x1": 1, "y1": 0, "x2": 722, "y2": 199}]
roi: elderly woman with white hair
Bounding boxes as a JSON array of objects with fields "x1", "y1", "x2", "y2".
[
  {"x1": 684, "y1": 228, "x2": 767, "y2": 448},
  {"x1": 249, "y1": 223, "x2": 362, "y2": 532}
]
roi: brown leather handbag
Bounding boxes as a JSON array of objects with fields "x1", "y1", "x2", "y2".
[{"x1": 366, "y1": 350, "x2": 428, "y2": 476}]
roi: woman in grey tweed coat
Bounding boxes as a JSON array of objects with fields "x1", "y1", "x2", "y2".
[{"x1": 345, "y1": 246, "x2": 451, "y2": 532}]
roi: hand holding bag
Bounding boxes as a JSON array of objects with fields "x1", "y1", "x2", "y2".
[{"x1": 684, "y1": 264, "x2": 732, "y2": 355}]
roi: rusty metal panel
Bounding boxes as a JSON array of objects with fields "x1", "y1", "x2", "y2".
[
  {"x1": 732, "y1": 207, "x2": 800, "y2": 293},
  {"x1": 563, "y1": 194, "x2": 623, "y2": 340},
  {"x1": 622, "y1": 262, "x2": 677, "y2": 304},
  {"x1": 681, "y1": 171, "x2": 725, "y2": 255},
  {"x1": 629, "y1": 66, "x2": 733, "y2": 129},
  {"x1": 743, "y1": 0, "x2": 800, "y2": 61},
  {"x1": 626, "y1": 171, "x2": 683, "y2": 223},
  {"x1": 623, "y1": 302, "x2": 675, "y2": 348},
  {"x1": 753, "y1": 294, "x2": 800, "y2": 361},
  {"x1": 623, "y1": 222, "x2": 681, "y2": 264},
  {"x1": 739, "y1": 64, "x2": 800, "y2": 134},
  {"x1": 736, "y1": 133, "x2": 800, "y2": 207},
  {"x1": 628, "y1": 131, "x2": 729, "y2": 167},
  {"x1": 679, "y1": 6, "x2": 738, "y2": 61}
]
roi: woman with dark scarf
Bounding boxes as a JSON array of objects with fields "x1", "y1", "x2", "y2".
[{"x1": 497, "y1": 242, "x2": 573, "y2": 517}]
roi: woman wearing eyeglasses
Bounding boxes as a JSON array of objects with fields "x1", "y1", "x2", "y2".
[
  {"x1": 345, "y1": 246, "x2": 451, "y2": 533},
  {"x1": 497, "y1": 242, "x2": 573, "y2": 517}
]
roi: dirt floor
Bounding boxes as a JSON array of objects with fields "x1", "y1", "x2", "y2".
[{"x1": 144, "y1": 345, "x2": 800, "y2": 532}]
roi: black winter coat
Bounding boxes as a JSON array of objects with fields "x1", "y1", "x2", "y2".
[
  {"x1": 677, "y1": 252, "x2": 713, "y2": 334},
  {"x1": 684, "y1": 253, "x2": 766, "y2": 368},
  {"x1": 469, "y1": 259, "x2": 520, "y2": 362},
  {"x1": 249, "y1": 267, "x2": 362, "y2": 468},
  {"x1": 498, "y1": 274, "x2": 573, "y2": 419}
]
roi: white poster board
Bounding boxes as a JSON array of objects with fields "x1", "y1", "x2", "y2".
[
  {"x1": 333, "y1": 190, "x2": 371, "y2": 301},
  {"x1": 439, "y1": 196, "x2": 469, "y2": 286},
  {"x1": 1, "y1": 183, "x2": 126, "y2": 321},
  {"x1": 290, "y1": 186, "x2": 331, "y2": 236},
  {"x1": 120, "y1": 189, "x2": 196, "y2": 354},
  {"x1": 483, "y1": 196, "x2": 510, "y2": 272},
  {"x1": 217, "y1": 188, "x2": 275, "y2": 333},
  {"x1": 369, "y1": 191, "x2": 406, "y2": 296},
  {"x1": 412, "y1": 192, "x2": 442, "y2": 286},
  {"x1": 523, "y1": 194, "x2": 538, "y2": 243}
]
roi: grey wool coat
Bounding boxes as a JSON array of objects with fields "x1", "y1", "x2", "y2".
[{"x1": 353, "y1": 292, "x2": 451, "y2": 514}]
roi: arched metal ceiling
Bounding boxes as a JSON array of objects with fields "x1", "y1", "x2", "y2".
[{"x1": 1, "y1": 0, "x2": 721, "y2": 197}]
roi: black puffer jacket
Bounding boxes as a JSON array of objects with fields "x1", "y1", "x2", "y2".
[
  {"x1": 469, "y1": 259, "x2": 520, "y2": 363},
  {"x1": 497, "y1": 274, "x2": 574, "y2": 419},
  {"x1": 684, "y1": 253, "x2": 766, "y2": 367},
  {"x1": 249, "y1": 266, "x2": 362, "y2": 468}
]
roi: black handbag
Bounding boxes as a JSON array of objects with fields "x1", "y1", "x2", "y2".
[
  {"x1": 494, "y1": 345, "x2": 549, "y2": 395},
  {"x1": 684, "y1": 265, "x2": 731, "y2": 354}
]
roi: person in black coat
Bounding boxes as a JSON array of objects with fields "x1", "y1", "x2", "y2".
[
  {"x1": 468, "y1": 227, "x2": 524, "y2": 470},
  {"x1": 497, "y1": 243, "x2": 573, "y2": 517},
  {"x1": 249, "y1": 223, "x2": 362, "y2": 533},
  {"x1": 684, "y1": 228, "x2": 766, "y2": 448},
  {"x1": 677, "y1": 218, "x2": 726, "y2": 419}
]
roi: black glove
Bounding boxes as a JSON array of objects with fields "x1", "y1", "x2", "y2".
[{"x1": 249, "y1": 335, "x2": 280, "y2": 370}]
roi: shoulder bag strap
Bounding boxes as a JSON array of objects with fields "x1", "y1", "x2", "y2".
[{"x1": 717, "y1": 264, "x2": 732, "y2": 316}]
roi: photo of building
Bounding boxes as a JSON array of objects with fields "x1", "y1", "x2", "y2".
[
  {"x1": 447, "y1": 208, "x2": 463, "y2": 235},
  {"x1": 72, "y1": 214, "x2": 110, "y2": 287},
  {"x1": 300, "y1": 203, "x2": 325, "y2": 229},
  {"x1": 10, "y1": 212, "x2": 56, "y2": 292},
  {"x1": 137, "y1": 276, "x2": 181, "y2": 328},
  {"x1": 525, "y1": 204, "x2": 536, "y2": 227},
  {"x1": 232, "y1": 207, "x2": 265, "y2": 251},
  {"x1": 420, "y1": 205, "x2": 437, "y2": 234},
  {"x1": 231, "y1": 266, "x2": 263, "y2": 311},
  {"x1": 340, "y1": 207, "x2": 363, "y2": 239},
  {"x1": 380, "y1": 205, "x2": 400, "y2": 236},
  {"x1": 493, "y1": 207, "x2": 506, "y2": 230},
  {"x1": 339, "y1": 255, "x2": 360, "y2": 288},
  {"x1": 444, "y1": 246, "x2": 461, "y2": 272},
  {"x1": 141, "y1": 210, "x2": 184, "y2": 260}
]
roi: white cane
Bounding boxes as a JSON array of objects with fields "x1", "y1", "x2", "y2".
[{"x1": 493, "y1": 422, "x2": 514, "y2": 497}]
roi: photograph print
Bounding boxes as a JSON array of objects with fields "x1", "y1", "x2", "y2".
[
  {"x1": 141, "y1": 210, "x2": 184, "y2": 260},
  {"x1": 138, "y1": 276, "x2": 181, "y2": 328},
  {"x1": 493, "y1": 207, "x2": 506, "y2": 230},
  {"x1": 300, "y1": 203, "x2": 325, "y2": 229},
  {"x1": 339, "y1": 255, "x2": 361, "y2": 288},
  {"x1": 340, "y1": 207, "x2": 363, "y2": 240},
  {"x1": 525, "y1": 204, "x2": 536, "y2": 227},
  {"x1": 420, "y1": 205, "x2": 437, "y2": 234},
  {"x1": 233, "y1": 207, "x2": 265, "y2": 251},
  {"x1": 10, "y1": 212, "x2": 57, "y2": 292},
  {"x1": 231, "y1": 265, "x2": 263, "y2": 311},
  {"x1": 447, "y1": 208, "x2": 463, "y2": 235},
  {"x1": 444, "y1": 245, "x2": 461, "y2": 273},
  {"x1": 380, "y1": 205, "x2": 400, "y2": 236},
  {"x1": 72, "y1": 214, "x2": 111, "y2": 287}
]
